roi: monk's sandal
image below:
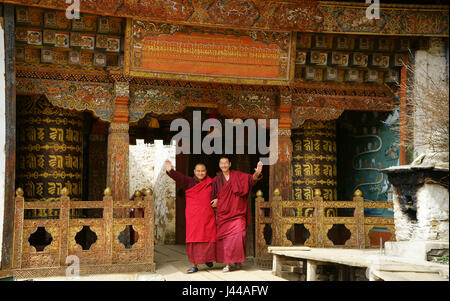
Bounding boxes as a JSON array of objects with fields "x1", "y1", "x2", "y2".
[
  {"x1": 222, "y1": 266, "x2": 231, "y2": 272},
  {"x1": 187, "y1": 267, "x2": 199, "y2": 274}
]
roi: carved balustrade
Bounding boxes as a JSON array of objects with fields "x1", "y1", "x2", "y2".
[
  {"x1": 12, "y1": 187, "x2": 154, "y2": 278},
  {"x1": 255, "y1": 188, "x2": 394, "y2": 267}
]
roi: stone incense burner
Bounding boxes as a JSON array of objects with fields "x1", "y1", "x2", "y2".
[{"x1": 382, "y1": 152, "x2": 449, "y2": 261}]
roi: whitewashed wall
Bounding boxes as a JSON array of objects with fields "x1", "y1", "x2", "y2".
[
  {"x1": 393, "y1": 183, "x2": 449, "y2": 242},
  {"x1": 0, "y1": 18, "x2": 6, "y2": 263},
  {"x1": 129, "y1": 140, "x2": 176, "y2": 245}
]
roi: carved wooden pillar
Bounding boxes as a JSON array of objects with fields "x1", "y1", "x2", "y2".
[
  {"x1": 269, "y1": 90, "x2": 293, "y2": 202},
  {"x1": 107, "y1": 82, "x2": 130, "y2": 201},
  {"x1": 313, "y1": 189, "x2": 324, "y2": 247},
  {"x1": 2, "y1": 4, "x2": 16, "y2": 269},
  {"x1": 271, "y1": 188, "x2": 284, "y2": 246},
  {"x1": 353, "y1": 189, "x2": 365, "y2": 249}
]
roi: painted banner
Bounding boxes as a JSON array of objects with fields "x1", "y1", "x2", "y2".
[{"x1": 125, "y1": 20, "x2": 294, "y2": 85}]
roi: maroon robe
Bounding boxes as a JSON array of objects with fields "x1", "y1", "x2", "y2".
[
  {"x1": 184, "y1": 176, "x2": 216, "y2": 243},
  {"x1": 211, "y1": 170, "x2": 258, "y2": 264},
  {"x1": 167, "y1": 169, "x2": 216, "y2": 264}
]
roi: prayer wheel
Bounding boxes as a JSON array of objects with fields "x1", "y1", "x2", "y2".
[
  {"x1": 292, "y1": 121, "x2": 338, "y2": 204},
  {"x1": 16, "y1": 95, "x2": 83, "y2": 218}
]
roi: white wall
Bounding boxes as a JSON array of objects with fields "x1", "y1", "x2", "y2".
[
  {"x1": 129, "y1": 140, "x2": 177, "y2": 244},
  {"x1": 0, "y1": 18, "x2": 6, "y2": 263}
]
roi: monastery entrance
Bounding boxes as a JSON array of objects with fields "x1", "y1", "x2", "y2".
[
  {"x1": 12, "y1": 93, "x2": 399, "y2": 272},
  {"x1": 129, "y1": 107, "x2": 270, "y2": 259}
]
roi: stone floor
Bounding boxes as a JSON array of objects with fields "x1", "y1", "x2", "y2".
[
  {"x1": 30, "y1": 244, "x2": 286, "y2": 281},
  {"x1": 152, "y1": 244, "x2": 285, "y2": 281}
]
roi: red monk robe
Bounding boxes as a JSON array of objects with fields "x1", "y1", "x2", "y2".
[
  {"x1": 211, "y1": 170, "x2": 260, "y2": 265},
  {"x1": 167, "y1": 170, "x2": 216, "y2": 264}
]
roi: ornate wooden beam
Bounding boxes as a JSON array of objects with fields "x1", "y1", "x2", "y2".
[
  {"x1": 15, "y1": 69, "x2": 396, "y2": 125},
  {"x1": 290, "y1": 81, "x2": 394, "y2": 123},
  {"x1": 0, "y1": 0, "x2": 447, "y2": 36},
  {"x1": 129, "y1": 79, "x2": 279, "y2": 122},
  {"x1": 319, "y1": 1, "x2": 448, "y2": 37},
  {"x1": 15, "y1": 76, "x2": 115, "y2": 122}
]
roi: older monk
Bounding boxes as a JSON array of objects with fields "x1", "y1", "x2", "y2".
[
  {"x1": 166, "y1": 160, "x2": 216, "y2": 273},
  {"x1": 211, "y1": 157, "x2": 263, "y2": 272}
]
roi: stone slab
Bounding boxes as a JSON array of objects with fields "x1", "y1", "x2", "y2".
[
  {"x1": 269, "y1": 247, "x2": 449, "y2": 281},
  {"x1": 385, "y1": 241, "x2": 449, "y2": 261},
  {"x1": 268, "y1": 246, "x2": 311, "y2": 253},
  {"x1": 372, "y1": 270, "x2": 447, "y2": 281},
  {"x1": 269, "y1": 248, "x2": 379, "y2": 268}
]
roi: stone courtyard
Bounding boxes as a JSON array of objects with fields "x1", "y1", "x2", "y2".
[{"x1": 29, "y1": 244, "x2": 285, "y2": 281}]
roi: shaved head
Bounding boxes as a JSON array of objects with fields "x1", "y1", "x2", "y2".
[
  {"x1": 194, "y1": 163, "x2": 206, "y2": 170},
  {"x1": 193, "y1": 163, "x2": 207, "y2": 180}
]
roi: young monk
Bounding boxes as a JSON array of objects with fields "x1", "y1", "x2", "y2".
[
  {"x1": 165, "y1": 160, "x2": 216, "y2": 273},
  {"x1": 211, "y1": 157, "x2": 263, "y2": 272}
]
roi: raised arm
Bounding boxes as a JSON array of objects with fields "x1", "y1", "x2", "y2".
[
  {"x1": 250, "y1": 161, "x2": 263, "y2": 186},
  {"x1": 165, "y1": 160, "x2": 192, "y2": 190}
]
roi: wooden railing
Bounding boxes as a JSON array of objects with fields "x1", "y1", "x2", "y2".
[
  {"x1": 255, "y1": 188, "x2": 395, "y2": 268},
  {"x1": 12, "y1": 187, "x2": 154, "y2": 279}
]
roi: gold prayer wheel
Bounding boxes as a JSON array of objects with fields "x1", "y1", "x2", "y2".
[
  {"x1": 292, "y1": 120, "x2": 338, "y2": 201},
  {"x1": 15, "y1": 95, "x2": 83, "y2": 218}
]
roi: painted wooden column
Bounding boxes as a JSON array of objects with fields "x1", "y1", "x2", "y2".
[
  {"x1": 107, "y1": 82, "x2": 130, "y2": 201},
  {"x1": 0, "y1": 5, "x2": 6, "y2": 268},
  {"x1": 269, "y1": 90, "x2": 293, "y2": 202},
  {"x1": 1, "y1": 4, "x2": 15, "y2": 269}
]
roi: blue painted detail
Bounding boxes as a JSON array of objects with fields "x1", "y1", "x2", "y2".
[{"x1": 338, "y1": 106, "x2": 400, "y2": 217}]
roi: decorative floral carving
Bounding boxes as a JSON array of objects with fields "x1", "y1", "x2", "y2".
[
  {"x1": 4, "y1": 1, "x2": 447, "y2": 35},
  {"x1": 207, "y1": 0, "x2": 260, "y2": 27},
  {"x1": 16, "y1": 77, "x2": 114, "y2": 121}
]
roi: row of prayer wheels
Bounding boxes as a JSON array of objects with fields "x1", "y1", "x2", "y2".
[{"x1": 16, "y1": 95, "x2": 84, "y2": 218}]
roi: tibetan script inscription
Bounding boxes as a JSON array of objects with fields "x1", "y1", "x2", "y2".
[{"x1": 126, "y1": 20, "x2": 294, "y2": 85}]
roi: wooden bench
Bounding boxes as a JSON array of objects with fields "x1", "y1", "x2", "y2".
[{"x1": 268, "y1": 246, "x2": 448, "y2": 281}]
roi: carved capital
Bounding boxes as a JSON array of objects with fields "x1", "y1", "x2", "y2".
[
  {"x1": 280, "y1": 88, "x2": 293, "y2": 107},
  {"x1": 109, "y1": 122, "x2": 129, "y2": 134},
  {"x1": 114, "y1": 82, "x2": 130, "y2": 98},
  {"x1": 278, "y1": 128, "x2": 292, "y2": 137}
]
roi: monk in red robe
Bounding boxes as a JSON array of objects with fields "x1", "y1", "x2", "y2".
[
  {"x1": 211, "y1": 157, "x2": 263, "y2": 272},
  {"x1": 165, "y1": 160, "x2": 216, "y2": 273}
]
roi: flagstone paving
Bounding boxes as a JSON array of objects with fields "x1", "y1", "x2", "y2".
[
  {"x1": 154, "y1": 244, "x2": 286, "y2": 281},
  {"x1": 29, "y1": 244, "x2": 285, "y2": 281}
]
